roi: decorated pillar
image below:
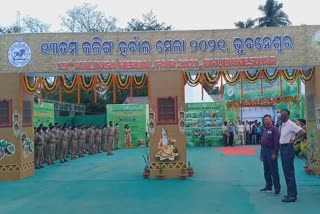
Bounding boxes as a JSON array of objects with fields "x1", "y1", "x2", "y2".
[
  {"x1": 147, "y1": 71, "x2": 187, "y2": 178},
  {"x1": 305, "y1": 66, "x2": 320, "y2": 175},
  {"x1": 0, "y1": 74, "x2": 34, "y2": 180}
]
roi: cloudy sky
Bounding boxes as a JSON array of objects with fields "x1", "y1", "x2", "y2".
[{"x1": 0, "y1": 0, "x2": 318, "y2": 31}]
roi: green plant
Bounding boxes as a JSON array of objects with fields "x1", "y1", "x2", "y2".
[
  {"x1": 142, "y1": 152, "x2": 150, "y2": 171},
  {"x1": 187, "y1": 161, "x2": 192, "y2": 169},
  {"x1": 187, "y1": 160, "x2": 195, "y2": 176},
  {"x1": 300, "y1": 140, "x2": 309, "y2": 165},
  {"x1": 158, "y1": 163, "x2": 164, "y2": 174}
]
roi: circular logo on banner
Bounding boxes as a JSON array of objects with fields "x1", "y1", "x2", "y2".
[
  {"x1": 227, "y1": 88, "x2": 234, "y2": 97},
  {"x1": 8, "y1": 38, "x2": 32, "y2": 67}
]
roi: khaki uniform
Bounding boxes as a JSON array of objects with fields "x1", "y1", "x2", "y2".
[
  {"x1": 88, "y1": 127, "x2": 95, "y2": 154},
  {"x1": 101, "y1": 127, "x2": 107, "y2": 152},
  {"x1": 95, "y1": 128, "x2": 102, "y2": 153},
  {"x1": 59, "y1": 130, "x2": 69, "y2": 162},
  {"x1": 78, "y1": 128, "x2": 86, "y2": 157},
  {"x1": 34, "y1": 132, "x2": 44, "y2": 168},
  {"x1": 114, "y1": 126, "x2": 120, "y2": 149},
  {"x1": 106, "y1": 125, "x2": 114, "y2": 155},
  {"x1": 46, "y1": 131, "x2": 56, "y2": 165},
  {"x1": 70, "y1": 129, "x2": 78, "y2": 159}
]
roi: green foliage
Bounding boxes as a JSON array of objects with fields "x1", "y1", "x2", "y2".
[
  {"x1": 234, "y1": 19, "x2": 256, "y2": 29},
  {"x1": 234, "y1": 0, "x2": 291, "y2": 28},
  {"x1": 142, "y1": 152, "x2": 150, "y2": 170},
  {"x1": 256, "y1": 0, "x2": 291, "y2": 27},
  {"x1": 188, "y1": 161, "x2": 192, "y2": 169},
  {"x1": 60, "y1": 3, "x2": 118, "y2": 32},
  {"x1": 158, "y1": 163, "x2": 164, "y2": 174},
  {"x1": 125, "y1": 10, "x2": 172, "y2": 31}
]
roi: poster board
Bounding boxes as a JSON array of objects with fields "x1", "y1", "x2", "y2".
[
  {"x1": 106, "y1": 104, "x2": 147, "y2": 148},
  {"x1": 33, "y1": 101, "x2": 55, "y2": 128},
  {"x1": 185, "y1": 102, "x2": 225, "y2": 146}
]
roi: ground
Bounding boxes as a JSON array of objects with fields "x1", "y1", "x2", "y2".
[{"x1": 1, "y1": 146, "x2": 319, "y2": 214}]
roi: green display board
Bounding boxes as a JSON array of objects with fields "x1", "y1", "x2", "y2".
[
  {"x1": 224, "y1": 79, "x2": 299, "y2": 101},
  {"x1": 106, "y1": 104, "x2": 147, "y2": 148},
  {"x1": 185, "y1": 102, "x2": 225, "y2": 147},
  {"x1": 33, "y1": 101, "x2": 55, "y2": 128}
]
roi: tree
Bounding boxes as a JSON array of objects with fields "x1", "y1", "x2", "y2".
[
  {"x1": 256, "y1": 0, "x2": 291, "y2": 27},
  {"x1": 22, "y1": 16, "x2": 51, "y2": 33},
  {"x1": 0, "y1": 16, "x2": 50, "y2": 34},
  {"x1": 60, "y1": 3, "x2": 118, "y2": 32},
  {"x1": 125, "y1": 10, "x2": 172, "y2": 31},
  {"x1": 0, "y1": 25, "x2": 22, "y2": 34},
  {"x1": 234, "y1": 18, "x2": 256, "y2": 29}
]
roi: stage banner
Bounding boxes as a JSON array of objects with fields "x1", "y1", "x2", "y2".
[
  {"x1": 33, "y1": 101, "x2": 55, "y2": 128},
  {"x1": 224, "y1": 79, "x2": 299, "y2": 101},
  {"x1": 185, "y1": 102, "x2": 225, "y2": 147},
  {"x1": 106, "y1": 104, "x2": 147, "y2": 148}
]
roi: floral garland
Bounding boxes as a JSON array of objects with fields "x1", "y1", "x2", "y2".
[
  {"x1": 116, "y1": 75, "x2": 130, "y2": 89},
  {"x1": 300, "y1": 67, "x2": 314, "y2": 83},
  {"x1": 61, "y1": 75, "x2": 77, "y2": 91},
  {"x1": 42, "y1": 76, "x2": 58, "y2": 91},
  {"x1": 227, "y1": 95, "x2": 300, "y2": 108},
  {"x1": 222, "y1": 70, "x2": 241, "y2": 86},
  {"x1": 23, "y1": 76, "x2": 39, "y2": 92},
  {"x1": 282, "y1": 69, "x2": 299, "y2": 83},
  {"x1": 244, "y1": 70, "x2": 261, "y2": 84},
  {"x1": 184, "y1": 72, "x2": 201, "y2": 86},
  {"x1": 80, "y1": 75, "x2": 95, "y2": 90},
  {"x1": 98, "y1": 74, "x2": 113, "y2": 87},
  {"x1": 204, "y1": 71, "x2": 220, "y2": 86},
  {"x1": 133, "y1": 74, "x2": 146, "y2": 88},
  {"x1": 263, "y1": 69, "x2": 280, "y2": 83}
]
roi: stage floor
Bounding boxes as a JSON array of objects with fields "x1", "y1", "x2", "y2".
[{"x1": 1, "y1": 146, "x2": 319, "y2": 214}]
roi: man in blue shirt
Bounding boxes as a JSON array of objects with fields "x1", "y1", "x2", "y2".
[{"x1": 260, "y1": 114, "x2": 281, "y2": 196}]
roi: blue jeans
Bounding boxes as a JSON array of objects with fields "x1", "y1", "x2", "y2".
[
  {"x1": 261, "y1": 147, "x2": 281, "y2": 191},
  {"x1": 280, "y1": 144, "x2": 297, "y2": 198}
]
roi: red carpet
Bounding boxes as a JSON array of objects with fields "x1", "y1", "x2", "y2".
[{"x1": 214, "y1": 145, "x2": 260, "y2": 156}]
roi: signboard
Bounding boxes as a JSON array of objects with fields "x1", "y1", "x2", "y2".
[
  {"x1": 106, "y1": 104, "x2": 147, "y2": 148},
  {"x1": 185, "y1": 102, "x2": 225, "y2": 146},
  {"x1": 33, "y1": 101, "x2": 55, "y2": 127},
  {"x1": 224, "y1": 78, "x2": 299, "y2": 101},
  {"x1": 1, "y1": 26, "x2": 320, "y2": 74}
]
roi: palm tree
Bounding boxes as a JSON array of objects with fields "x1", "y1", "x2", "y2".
[
  {"x1": 234, "y1": 18, "x2": 256, "y2": 29},
  {"x1": 256, "y1": 0, "x2": 291, "y2": 27}
]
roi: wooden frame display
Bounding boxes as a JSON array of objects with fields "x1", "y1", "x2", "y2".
[
  {"x1": 156, "y1": 96, "x2": 178, "y2": 125},
  {"x1": 0, "y1": 99, "x2": 12, "y2": 127}
]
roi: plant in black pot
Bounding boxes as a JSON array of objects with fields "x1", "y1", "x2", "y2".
[
  {"x1": 187, "y1": 161, "x2": 194, "y2": 177},
  {"x1": 142, "y1": 152, "x2": 150, "y2": 178},
  {"x1": 156, "y1": 163, "x2": 165, "y2": 179}
]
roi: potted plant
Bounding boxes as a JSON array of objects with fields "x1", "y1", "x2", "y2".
[
  {"x1": 179, "y1": 167, "x2": 188, "y2": 179},
  {"x1": 142, "y1": 152, "x2": 150, "y2": 178},
  {"x1": 156, "y1": 163, "x2": 165, "y2": 179},
  {"x1": 187, "y1": 161, "x2": 194, "y2": 177},
  {"x1": 300, "y1": 140, "x2": 313, "y2": 174}
]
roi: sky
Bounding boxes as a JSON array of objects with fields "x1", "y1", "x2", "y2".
[{"x1": 0, "y1": 0, "x2": 318, "y2": 31}]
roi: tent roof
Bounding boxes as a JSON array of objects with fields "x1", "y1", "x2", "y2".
[{"x1": 185, "y1": 84, "x2": 214, "y2": 103}]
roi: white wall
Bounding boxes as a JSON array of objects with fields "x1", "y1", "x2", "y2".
[{"x1": 241, "y1": 106, "x2": 276, "y2": 123}]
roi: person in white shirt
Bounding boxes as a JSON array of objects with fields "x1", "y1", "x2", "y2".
[
  {"x1": 279, "y1": 109, "x2": 306, "y2": 203},
  {"x1": 236, "y1": 121, "x2": 245, "y2": 145}
]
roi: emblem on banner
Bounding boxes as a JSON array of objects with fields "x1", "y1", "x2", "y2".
[{"x1": 8, "y1": 38, "x2": 32, "y2": 67}]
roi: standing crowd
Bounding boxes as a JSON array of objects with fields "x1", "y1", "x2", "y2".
[
  {"x1": 33, "y1": 121, "x2": 133, "y2": 169},
  {"x1": 223, "y1": 120, "x2": 263, "y2": 146}
]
